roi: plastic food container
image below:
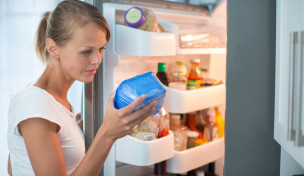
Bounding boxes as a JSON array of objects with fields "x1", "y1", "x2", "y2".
[{"x1": 114, "y1": 72, "x2": 167, "y2": 116}]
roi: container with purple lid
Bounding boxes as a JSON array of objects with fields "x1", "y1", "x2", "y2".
[{"x1": 124, "y1": 7, "x2": 146, "y2": 28}]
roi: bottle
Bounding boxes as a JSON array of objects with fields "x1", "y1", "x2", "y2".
[
  {"x1": 185, "y1": 112, "x2": 203, "y2": 138},
  {"x1": 156, "y1": 63, "x2": 169, "y2": 86},
  {"x1": 215, "y1": 107, "x2": 225, "y2": 138},
  {"x1": 154, "y1": 161, "x2": 166, "y2": 176},
  {"x1": 168, "y1": 61, "x2": 188, "y2": 90},
  {"x1": 170, "y1": 114, "x2": 188, "y2": 151},
  {"x1": 205, "y1": 108, "x2": 218, "y2": 141},
  {"x1": 124, "y1": 7, "x2": 158, "y2": 32},
  {"x1": 187, "y1": 169, "x2": 197, "y2": 176},
  {"x1": 152, "y1": 107, "x2": 169, "y2": 176},
  {"x1": 187, "y1": 58, "x2": 203, "y2": 88},
  {"x1": 151, "y1": 107, "x2": 170, "y2": 138}
]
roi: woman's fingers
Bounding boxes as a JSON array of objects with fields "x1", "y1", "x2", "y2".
[
  {"x1": 121, "y1": 94, "x2": 146, "y2": 115},
  {"x1": 128, "y1": 100, "x2": 156, "y2": 127},
  {"x1": 106, "y1": 93, "x2": 115, "y2": 108}
]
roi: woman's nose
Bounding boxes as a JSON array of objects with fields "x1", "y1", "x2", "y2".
[{"x1": 92, "y1": 51, "x2": 102, "y2": 65}]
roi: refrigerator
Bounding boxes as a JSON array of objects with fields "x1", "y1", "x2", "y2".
[{"x1": 82, "y1": 0, "x2": 227, "y2": 175}]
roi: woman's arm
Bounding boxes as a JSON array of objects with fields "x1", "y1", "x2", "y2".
[
  {"x1": 71, "y1": 94, "x2": 156, "y2": 175},
  {"x1": 8, "y1": 154, "x2": 12, "y2": 176},
  {"x1": 19, "y1": 94, "x2": 155, "y2": 176}
]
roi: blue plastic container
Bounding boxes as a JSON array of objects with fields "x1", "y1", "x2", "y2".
[{"x1": 114, "y1": 72, "x2": 167, "y2": 116}]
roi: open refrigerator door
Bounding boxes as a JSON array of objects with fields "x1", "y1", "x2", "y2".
[{"x1": 84, "y1": 1, "x2": 227, "y2": 175}]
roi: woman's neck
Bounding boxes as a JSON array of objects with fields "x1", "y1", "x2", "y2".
[{"x1": 34, "y1": 63, "x2": 74, "y2": 104}]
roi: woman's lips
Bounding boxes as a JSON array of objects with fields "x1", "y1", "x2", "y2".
[{"x1": 86, "y1": 69, "x2": 97, "y2": 75}]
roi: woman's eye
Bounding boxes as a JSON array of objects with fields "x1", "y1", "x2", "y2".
[{"x1": 82, "y1": 50, "x2": 92, "y2": 55}]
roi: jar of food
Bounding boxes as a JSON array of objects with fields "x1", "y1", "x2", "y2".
[
  {"x1": 168, "y1": 61, "x2": 188, "y2": 90},
  {"x1": 124, "y1": 7, "x2": 158, "y2": 32},
  {"x1": 187, "y1": 131, "x2": 199, "y2": 149}
]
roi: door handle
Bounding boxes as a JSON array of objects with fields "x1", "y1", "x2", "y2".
[
  {"x1": 295, "y1": 31, "x2": 304, "y2": 146},
  {"x1": 288, "y1": 32, "x2": 296, "y2": 141}
]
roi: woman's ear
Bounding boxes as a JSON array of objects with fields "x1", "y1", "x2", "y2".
[{"x1": 45, "y1": 38, "x2": 58, "y2": 57}]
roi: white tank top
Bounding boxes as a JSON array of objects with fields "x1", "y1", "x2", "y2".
[{"x1": 7, "y1": 86, "x2": 85, "y2": 176}]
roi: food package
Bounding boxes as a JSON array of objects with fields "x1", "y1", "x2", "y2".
[
  {"x1": 124, "y1": 6, "x2": 160, "y2": 32},
  {"x1": 114, "y1": 72, "x2": 167, "y2": 116}
]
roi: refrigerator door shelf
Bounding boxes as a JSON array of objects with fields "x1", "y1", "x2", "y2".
[
  {"x1": 116, "y1": 130, "x2": 174, "y2": 166},
  {"x1": 176, "y1": 47, "x2": 226, "y2": 55},
  {"x1": 164, "y1": 84, "x2": 226, "y2": 114},
  {"x1": 166, "y1": 137, "x2": 225, "y2": 174},
  {"x1": 115, "y1": 21, "x2": 176, "y2": 56}
]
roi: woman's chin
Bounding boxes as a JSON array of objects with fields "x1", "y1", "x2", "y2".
[{"x1": 79, "y1": 76, "x2": 95, "y2": 83}]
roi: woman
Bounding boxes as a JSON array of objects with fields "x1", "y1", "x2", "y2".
[{"x1": 7, "y1": 0, "x2": 156, "y2": 175}]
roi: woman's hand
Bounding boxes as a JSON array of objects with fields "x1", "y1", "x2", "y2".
[{"x1": 100, "y1": 94, "x2": 156, "y2": 141}]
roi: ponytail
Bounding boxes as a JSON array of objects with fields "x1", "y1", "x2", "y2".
[
  {"x1": 34, "y1": 0, "x2": 111, "y2": 64},
  {"x1": 35, "y1": 12, "x2": 51, "y2": 63}
]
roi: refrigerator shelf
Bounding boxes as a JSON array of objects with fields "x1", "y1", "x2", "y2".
[
  {"x1": 115, "y1": 22, "x2": 176, "y2": 56},
  {"x1": 115, "y1": 131, "x2": 174, "y2": 166},
  {"x1": 164, "y1": 84, "x2": 226, "y2": 114},
  {"x1": 176, "y1": 48, "x2": 226, "y2": 55},
  {"x1": 167, "y1": 137, "x2": 225, "y2": 174}
]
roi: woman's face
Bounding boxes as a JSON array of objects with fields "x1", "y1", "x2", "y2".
[{"x1": 58, "y1": 22, "x2": 108, "y2": 83}]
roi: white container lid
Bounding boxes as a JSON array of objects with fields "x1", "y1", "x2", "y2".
[{"x1": 187, "y1": 131, "x2": 199, "y2": 138}]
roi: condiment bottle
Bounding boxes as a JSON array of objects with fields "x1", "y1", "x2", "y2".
[
  {"x1": 185, "y1": 112, "x2": 203, "y2": 138},
  {"x1": 187, "y1": 58, "x2": 203, "y2": 88},
  {"x1": 156, "y1": 63, "x2": 169, "y2": 86},
  {"x1": 205, "y1": 108, "x2": 218, "y2": 141},
  {"x1": 215, "y1": 107, "x2": 225, "y2": 138},
  {"x1": 151, "y1": 107, "x2": 170, "y2": 138}
]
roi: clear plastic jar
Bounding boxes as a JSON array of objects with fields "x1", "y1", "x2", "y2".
[
  {"x1": 168, "y1": 61, "x2": 188, "y2": 90},
  {"x1": 187, "y1": 131, "x2": 199, "y2": 149}
]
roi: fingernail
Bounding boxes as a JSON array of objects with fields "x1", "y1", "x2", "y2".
[{"x1": 141, "y1": 94, "x2": 146, "y2": 100}]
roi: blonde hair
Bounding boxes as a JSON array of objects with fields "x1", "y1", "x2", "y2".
[{"x1": 35, "y1": 0, "x2": 111, "y2": 63}]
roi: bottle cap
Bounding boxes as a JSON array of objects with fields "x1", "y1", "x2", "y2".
[
  {"x1": 124, "y1": 7, "x2": 146, "y2": 28},
  {"x1": 170, "y1": 61, "x2": 187, "y2": 76},
  {"x1": 176, "y1": 61, "x2": 183, "y2": 65},
  {"x1": 187, "y1": 131, "x2": 199, "y2": 138},
  {"x1": 158, "y1": 63, "x2": 166, "y2": 72}
]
